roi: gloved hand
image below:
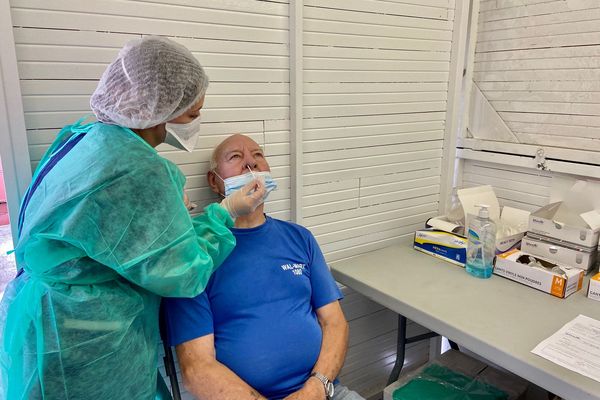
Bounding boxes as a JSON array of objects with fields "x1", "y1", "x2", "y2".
[{"x1": 220, "y1": 178, "x2": 266, "y2": 219}]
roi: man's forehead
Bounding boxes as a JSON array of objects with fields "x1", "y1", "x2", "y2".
[{"x1": 219, "y1": 136, "x2": 262, "y2": 155}]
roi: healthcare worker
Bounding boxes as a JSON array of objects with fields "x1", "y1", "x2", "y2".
[{"x1": 0, "y1": 36, "x2": 264, "y2": 400}]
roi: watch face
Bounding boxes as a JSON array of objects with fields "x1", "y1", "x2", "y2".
[{"x1": 326, "y1": 382, "x2": 335, "y2": 397}]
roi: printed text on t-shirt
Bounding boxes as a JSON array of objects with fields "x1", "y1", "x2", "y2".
[{"x1": 280, "y1": 263, "x2": 306, "y2": 276}]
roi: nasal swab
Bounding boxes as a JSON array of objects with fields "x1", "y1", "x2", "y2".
[{"x1": 247, "y1": 165, "x2": 256, "y2": 179}]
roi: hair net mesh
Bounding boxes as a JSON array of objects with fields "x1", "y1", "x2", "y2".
[{"x1": 90, "y1": 36, "x2": 209, "y2": 129}]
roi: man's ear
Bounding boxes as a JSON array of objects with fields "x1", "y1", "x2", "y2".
[{"x1": 207, "y1": 170, "x2": 221, "y2": 195}]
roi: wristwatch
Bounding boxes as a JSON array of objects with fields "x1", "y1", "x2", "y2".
[{"x1": 310, "y1": 371, "x2": 334, "y2": 400}]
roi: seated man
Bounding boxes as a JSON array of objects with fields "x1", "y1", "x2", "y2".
[{"x1": 163, "y1": 134, "x2": 364, "y2": 400}]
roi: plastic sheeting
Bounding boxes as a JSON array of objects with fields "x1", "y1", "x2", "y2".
[{"x1": 393, "y1": 364, "x2": 508, "y2": 400}]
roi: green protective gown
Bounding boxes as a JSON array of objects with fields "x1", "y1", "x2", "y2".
[{"x1": 0, "y1": 120, "x2": 236, "y2": 400}]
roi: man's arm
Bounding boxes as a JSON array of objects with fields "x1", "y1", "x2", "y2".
[
  {"x1": 285, "y1": 301, "x2": 349, "y2": 399},
  {"x1": 176, "y1": 334, "x2": 267, "y2": 400}
]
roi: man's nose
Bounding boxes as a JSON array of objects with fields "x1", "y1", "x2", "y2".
[
  {"x1": 243, "y1": 154, "x2": 257, "y2": 170},
  {"x1": 244, "y1": 161, "x2": 258, "y2": 170}
]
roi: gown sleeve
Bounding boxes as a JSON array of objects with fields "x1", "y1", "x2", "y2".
[{"x1": 31, "y1": 160, "x2": 235, "y2": 297}]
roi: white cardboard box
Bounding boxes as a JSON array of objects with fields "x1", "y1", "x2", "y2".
[
  {"x1": 529, "y1": 179, "x2": 600, "y2": 248},
  {"x1": 529, "y1": 202, "x2": 600, "y2": 248},
  {"x1": 521, "y1": 234, "x2": 598, "y2": 273},
  {"x1": 494, "y1": 250, "x2": 584, "y2": 298},
  {"x1": 588, "y1": 272, "x2": 600, "y2": 302}
]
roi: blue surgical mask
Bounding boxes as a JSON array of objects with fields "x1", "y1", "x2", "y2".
[{"x1": 216, "y1": 170, "x2": 277, "y2": 200}]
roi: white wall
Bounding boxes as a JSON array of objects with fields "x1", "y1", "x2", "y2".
[
  {"x1": 461, "y1": 159, "x2": 552, "y2": 212},
  {"x1": 459, "y1": 0, "x2": 600, "y2": 212},
  {"x1": 301, "y1": 1, "x2": 456, "y2": 263},
  {"x1": 473, "y1": 0, "x2": 600, "y2": 153}
]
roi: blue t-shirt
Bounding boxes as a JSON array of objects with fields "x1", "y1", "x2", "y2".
[{"x1": 163, "y1": 216, "x2": 342, "y2": 399}]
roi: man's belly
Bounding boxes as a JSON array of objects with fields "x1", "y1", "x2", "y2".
[{"x1": 214, "y1": 313, "x2": 323, "y2": 398}]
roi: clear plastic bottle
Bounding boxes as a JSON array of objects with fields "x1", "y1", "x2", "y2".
[{"x1": 465, "y1": 204, "x2": 497, "y2": 279}]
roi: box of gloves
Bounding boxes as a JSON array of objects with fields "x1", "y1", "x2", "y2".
[
  {"x1": 588, "y1": 272, "x2": 600, "y2": 302},
  {"x1": 525, "y1": 179, "x2": 600, "y2": 274},
  {"x1": 414, "y1": 186, "x2": 530, "y2": 267},
  {"x1": 521, "y1": 233, "x2": 597, "y2": 273},
  {"x1": 494, "y1": 249, "x2": 584, "y2": 298},
  {"x1": 528, "y1": 179, "x2": 600, "y2": 248}
]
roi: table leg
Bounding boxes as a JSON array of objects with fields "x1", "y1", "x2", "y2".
[
  {"x1": 387, "y1": 315, "x2": 408, "y2": 385},
  {"x1": 387, "y1": 314, "x2": 441, "y2": 385}
]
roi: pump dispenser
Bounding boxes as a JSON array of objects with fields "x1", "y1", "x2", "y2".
[{"x1": 465, "y1": 204, "x2": 497, "y2": 278}]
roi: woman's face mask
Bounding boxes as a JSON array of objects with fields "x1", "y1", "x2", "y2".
[
  {"x1": 215, "y1": 169, "x2": 277, "y2": 200},
  {"x1": 164, "y1": 116, "x2": 202, "y2": 152}
]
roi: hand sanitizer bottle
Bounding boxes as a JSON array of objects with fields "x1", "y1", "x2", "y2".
[{"x1": 465, "y1": 204, "x2": 497, "y2": 279}]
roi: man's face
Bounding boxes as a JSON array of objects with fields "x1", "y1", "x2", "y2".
[{"x1": 208, "y1": 134, "x2": 270, "y2": 196}]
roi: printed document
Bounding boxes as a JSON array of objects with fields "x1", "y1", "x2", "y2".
[{"x1": 532, "y1": 314, "x2": 600, "y2": 383}]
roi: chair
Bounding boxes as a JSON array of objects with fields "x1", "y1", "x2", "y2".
[{"x1": 159, "y1": 301, "x2": 182, "y2": 400}]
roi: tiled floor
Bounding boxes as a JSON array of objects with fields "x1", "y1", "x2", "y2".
[{"x1": 0, "y1": 225, "x2": 17, "y2": 298}]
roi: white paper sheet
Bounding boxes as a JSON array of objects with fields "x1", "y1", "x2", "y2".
[
  {"x1": 427, "y1": 217, "x2": 461, "y2": 233},
  {"x1": 531, "y1": 315, "x2": 600, "y2": 383}
]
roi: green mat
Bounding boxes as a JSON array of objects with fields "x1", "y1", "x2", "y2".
[{"x1": 392, "y1": 364, "x2": 509, "y2": 400}]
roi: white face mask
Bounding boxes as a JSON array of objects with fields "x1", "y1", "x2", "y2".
[
  {"x1": 164, "y1": 116, "x2": 202, "y2": 152},
  {"x1": 215, "y1": 170, "x2": 278, "y2": 200}
]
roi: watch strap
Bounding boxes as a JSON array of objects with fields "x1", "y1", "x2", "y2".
[{"x1": 310, "y1": 371, "x2": 334, "y2": 399}]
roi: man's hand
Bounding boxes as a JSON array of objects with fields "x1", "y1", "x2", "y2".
[
  {"x1": 283, "y1": 377, "x2": 326, "y2": 400},
  {"x1": 176, "y1": 335, "x2": 268, "y2": 400}
]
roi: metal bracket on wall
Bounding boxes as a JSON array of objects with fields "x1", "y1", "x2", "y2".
[{"x1": 535, "y1": 148, "x2": 549, "y2": 171}]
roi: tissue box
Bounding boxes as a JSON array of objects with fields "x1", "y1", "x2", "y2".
[
  {"x1": 521, "y1": 233, "x2": 598, "y2": 273},
  {"x1": 494, "y1": 249, "x2": 584, "y2": 298},
  {"x1": 529, "y1": 202, "x2": 600, "y2": 248},
  {"x1": 588, "y1": 272, "x2": 600, "y2": 302},
  {"x1": 414, "y1": 229, "x2": 467, "y2": 266}
]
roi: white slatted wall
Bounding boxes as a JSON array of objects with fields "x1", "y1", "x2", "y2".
[
  {"x1": 462, "y1": 159, "x2": 552, "y2": 212},
  {"x1": 300, "y1": 2, "x2": 456, "y2": 396},
  {"x1": 8, "y1": 0, "x2": 458, "y2": 398},
  {"x1": 474, "y1": 0, "x2": 600, "y2": 152},
  {"x1": 13, "y1": 0, "x2": 292, "y2": 220},
  {"x1": 301, "y1": 0, "x2": 455, "y2": 263}
]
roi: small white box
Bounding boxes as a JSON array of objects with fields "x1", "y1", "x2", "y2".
[
  {"x1": 521, "y1": 234, "x2": 598, "y2": 273},
  {"x1": 588, "y1": 272, "x2": 600, "y2": 302},
  {"x1": 529, "y1": 202, "x2": 600, "y2": 248},
  {"x1": 494, "y1": 250, "x2": 584, "y2": 298}
]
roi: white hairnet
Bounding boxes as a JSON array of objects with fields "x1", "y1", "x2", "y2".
[{"x1": 90, "y1": 36, "x2": 209, "y2": 129}]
